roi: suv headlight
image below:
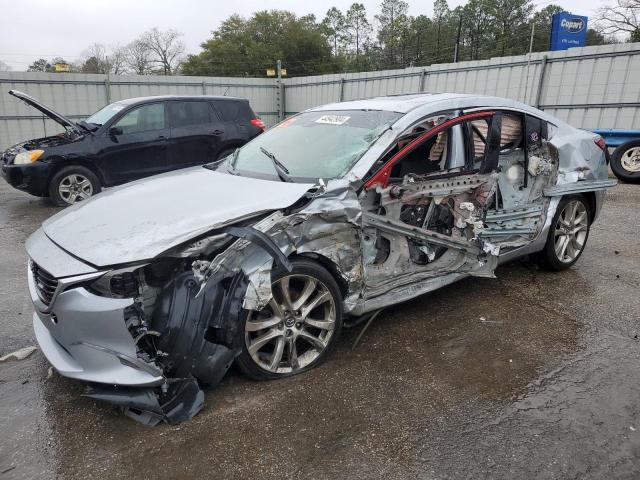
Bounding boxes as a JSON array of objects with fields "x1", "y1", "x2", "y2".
[{"x1": 13, "y1": 150, "x2": 44, "y2": 165}]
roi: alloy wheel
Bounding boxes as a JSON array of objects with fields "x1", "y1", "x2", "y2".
[
  {"x1": 553, "y1": 200, "x2": 588, "y2": 263},
  {"x1": 58, "y1": 174, "x2": 93, "y2": 204},
  {"x1": 244, "y1": 274, "x2": 337, "y2": 374},
  {"x1": 621, "y1": 146, "x2": 640, "y2": 173}
]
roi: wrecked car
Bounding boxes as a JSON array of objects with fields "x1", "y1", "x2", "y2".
[
  {"x1": 2, "y1": 90, "x2": 264, "y2": 205},
  {"x1": 26, "y1": 93, "x2": 616, "y2": 424}
]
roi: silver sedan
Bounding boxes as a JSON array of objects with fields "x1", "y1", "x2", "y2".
[{"x1": 26, "y1": 93, "x2": 615, "y2": 424}]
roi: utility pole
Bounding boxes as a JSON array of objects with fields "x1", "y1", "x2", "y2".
[
  {"x1": 276, "y1": 59, "x2": 285, "y2": 121},
  {"x1": 453, "y1": 15, "x2": 463, "y2": 63},
  {"x1": 523, "y1": 23, "x2": 536, "y2": 104}
]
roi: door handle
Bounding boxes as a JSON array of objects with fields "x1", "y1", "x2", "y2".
[
  {"x1": 211, "y1": 130, "x2": 224, "y2": 136},
  {"x1": 157, "y1": 135, "x2": 168, "y2": 141}
]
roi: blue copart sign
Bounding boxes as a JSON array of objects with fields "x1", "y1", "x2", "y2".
[{"x1": 550, "y1": 13, "x2": 588, "y2": 51}]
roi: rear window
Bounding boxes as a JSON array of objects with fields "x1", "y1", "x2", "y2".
[
  {"x1": 214, "y1": 100, "x2": 253, "y2": 122},
  {"x1": 168, "y1": 101, "x2": 211, "y2": 128}
]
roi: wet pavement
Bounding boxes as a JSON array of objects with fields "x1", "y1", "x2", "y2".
[{"x1": 0, "y1": 181, "x2": 638, "y2": 479}]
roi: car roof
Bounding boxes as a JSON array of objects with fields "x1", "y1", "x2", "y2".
[
  {"x1": 310, "y1": 92, "x2": 540, "y2": 114},
  {"x1": 309, "y1": 93, "x2": 475, "y2": 113},
  {"x1": 114, "y1": 95, "x2": 246, "y2": 105}
]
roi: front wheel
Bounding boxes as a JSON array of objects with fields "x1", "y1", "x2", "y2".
[
  {"x1": 49, "y1": 166, "x2": 101, "y2": 206},
  {"x1": 235, "y1": 258, "x2": 343, "y2": 380},
  {"x1": 533, "y1": 195, "x2": 590, "y2": 271},
  {"x1": 611, "y1": 139, "x2": 640, "y2": 183}
]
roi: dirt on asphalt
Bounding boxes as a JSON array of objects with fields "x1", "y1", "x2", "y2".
[{"x1": 0, "y1": 181, "x2": 638, "y2": 479}]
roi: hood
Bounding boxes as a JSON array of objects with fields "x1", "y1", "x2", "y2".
[
  {"x1": 9, "y1": 90, "x2": 81, "y2": 133},
  {"x1": 42, "y1": 167, "x2": 314, "y2": 267}
]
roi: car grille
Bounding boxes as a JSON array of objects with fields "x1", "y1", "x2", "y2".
[{"x1": 30, "y1": 261, "x2": 59, "y2": 305}]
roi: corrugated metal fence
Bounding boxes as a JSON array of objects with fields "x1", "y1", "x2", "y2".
[
  {"x1": 285, "y1": 43, "x2": 640, "y2": 131},
  {"x1": 2, "y1": 42, "x2": 639, "y2": 150}
]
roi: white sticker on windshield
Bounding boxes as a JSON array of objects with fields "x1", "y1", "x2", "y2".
[{"x1": 315, "y1": 115, "x2": 350, "y2": 125}]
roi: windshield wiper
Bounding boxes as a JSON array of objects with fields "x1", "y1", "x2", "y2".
[{"x1": 260, "y1": 147, "x2": 293, "y2": 182}]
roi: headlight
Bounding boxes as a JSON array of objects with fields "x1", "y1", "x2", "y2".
[
  {"x1": 88, "y1": 266, "x2": 143, "y2": 298},
  {"x1": 13, "y1": 150, "x2": 44, "y2": 165}
]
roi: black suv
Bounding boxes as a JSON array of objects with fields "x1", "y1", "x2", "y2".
[{"x1": 2, "y1": 91, "x2": 265, "y2": 205}]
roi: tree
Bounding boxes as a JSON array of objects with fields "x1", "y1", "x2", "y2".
[
  {"x1": 80, "y1": 44, "x2": 110, "y2": 74},
  {"x1": 322, "y1": 7, "x2": 347, "y2": 56},
  {"x1": 126, "y1": 39, "x2": 152, "y2": 75},
  {"x1": 182, "y1": 10, "x2": 337, "y2": 77},
  {"x1": 140, "y1": 28, "x2": 185, "y2": 75},
  {"x1": 595, "y1": 0, "x2": 640, "y2": 40},
  {"x1": 0, "y1": 60, "x2": 11, "y2": 71},
  {"x1": 345, "y1": 3, "x2": 372, "y2": 57},
  {"x1": 376, "y1": 0, "x2": 410, "y2": 68},
  {"x1": 109, "y1": 45, "x2": 128, "y2": 75},
  {"x1": 28, "y1": 58, "x2": 51, "y2": 72},
  {"x1": 486, "y1": 0, "x2": 535, "y2": 56}
]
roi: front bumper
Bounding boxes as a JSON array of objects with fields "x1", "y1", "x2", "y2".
[
  {"x1": 27, "y1": 241, "x2": 163, "y2": 387},
  {"x1": 1, "y1": 161, "x2": 51, "y2": 196}
]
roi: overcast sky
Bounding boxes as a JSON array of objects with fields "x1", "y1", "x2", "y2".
[{"x1": 0, "y1": 0, "x2": 603, "y2": 71}]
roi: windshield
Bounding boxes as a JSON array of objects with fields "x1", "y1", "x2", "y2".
[
  {"x1": 230, "y1": 110, "x2": 401, "y2": 181},
  {"x1": 85, "y1": 102, "x2": 128, "y2": 126}
]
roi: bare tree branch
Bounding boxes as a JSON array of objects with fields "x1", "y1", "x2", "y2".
[
  {"x1": 594, "y1": 0, "x2": 640, "y2": 36},
  {"x1": 125, "y1": 39, "x2": 152, "y2": 75},
  {"x1": 140, "y1": 28, "x2": 185, "y2": 75}
]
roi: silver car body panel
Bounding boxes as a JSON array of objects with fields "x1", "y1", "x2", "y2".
[
  {"x1": 26, "y1": 228, "x2": 97, "y2": 278},
  {"x1": 42, "y1": 167, "x2": 313, "y2": 267},
  {"x1": 29, "y1": 269, "x2": 163, "y2": 386}
]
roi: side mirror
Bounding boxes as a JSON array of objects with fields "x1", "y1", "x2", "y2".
[{"x1": 109, "y1": 126, "x2": 123, "y2": 136}]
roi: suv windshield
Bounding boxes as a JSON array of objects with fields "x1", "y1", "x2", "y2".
[
  {"x1": 86, "y1": 102, "x2": 128, "y2": 126},
  {"x1": 230, "y1": 110, "x2": 401, "y2": 181}
]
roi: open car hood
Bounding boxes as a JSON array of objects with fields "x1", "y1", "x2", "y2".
[
  {"x1": 42, "y1": 167, "x2": 314, "y2": 267},
  {"x1": 9, "y1": 89, "x2": 81, "y2": 133}
]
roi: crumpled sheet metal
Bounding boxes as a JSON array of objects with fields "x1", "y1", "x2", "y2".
[
  {"x1": 550, "y1": 127, "x2": 608, "y2": 185},
  {"x1": 197, "y1": 180, "x2": 364, "y2": 312}
]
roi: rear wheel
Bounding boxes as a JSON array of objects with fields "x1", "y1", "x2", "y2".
[
  {"x1": 611, "y1": 139, "x2": 640, "y2": 183},
  {"x1": 235, "y1": 258, "x2": 343, "y2": 380},
  {"x1": 534, "y1": 195, "x2": 590, "y2": 271},
  {"x1": 49, "y1": 166, "x2": 101, "y2": 206}
]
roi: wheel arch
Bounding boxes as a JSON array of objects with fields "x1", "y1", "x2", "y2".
[
  {"x1": 47, "y1": 157, "x2": 107, "y2": 186},
  {"x1": 289, "y1": 252, "x2": 349, "y2": 300},
  {"x1": 579, "y1": 191, "x2": 597, "y2": 222}
]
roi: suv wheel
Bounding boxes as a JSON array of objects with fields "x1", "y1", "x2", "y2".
[
  {"x1": 49, "y1": 166, "x2": 101, "y2": 206},
  {"x1": 235, "y1": 258, "x2": 343, "y2": 380}
]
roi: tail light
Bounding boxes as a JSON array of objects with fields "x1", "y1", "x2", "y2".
[
  {"x1": 251, "y1": 118, "x2": 266, "y2": 130},
  {"x1": 594, "y1": 137, "x2": 607, "y2": 151}
]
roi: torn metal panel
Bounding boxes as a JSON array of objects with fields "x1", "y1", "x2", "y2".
[
  {"x1": 363, "y1": 211, "x2": 482, "y2": 254},
  {"x1": 543, "y1": 179, "x2": 618, "y2": 196},
  {"x1": 84, "y1": 377, "x2": 204, "y2": 427}
]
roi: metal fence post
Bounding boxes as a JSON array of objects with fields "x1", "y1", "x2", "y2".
[
  {"x1": 419, "y1": 69, "x2": 427, "y2": 92},
  {"x1": 202, "y1": 81, "x2": 206, "y2": 95},
  {"x1": 104, "y1": 78, "x2": 111, "y2": 104},
  {"x1": 534, "y1": 55, "x2": 548, "y2": 109},
  {"x1": 339, "y1": 78, "x2": 345, "y2": 102}
]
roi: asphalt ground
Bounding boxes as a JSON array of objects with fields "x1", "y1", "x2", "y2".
[{"x1": 0, "y1": 180, "x2": 638, "y2": 479}]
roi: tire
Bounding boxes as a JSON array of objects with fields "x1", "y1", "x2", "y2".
[
  {"x1": 533, "y1": 195, "x2": 591, "y2": 271},
  {"x1": 49, "y1": 165, "x2": 101, "y2": 206},
  {"x1": 235, "y1": 258, "x2": 343, "y2": 381},
  {"x1": 216, "y1": 147, "x2": 237, "y2": 161},
  {"x1": 611, "y1": 139, "x2": 640, "y2": 183}
]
